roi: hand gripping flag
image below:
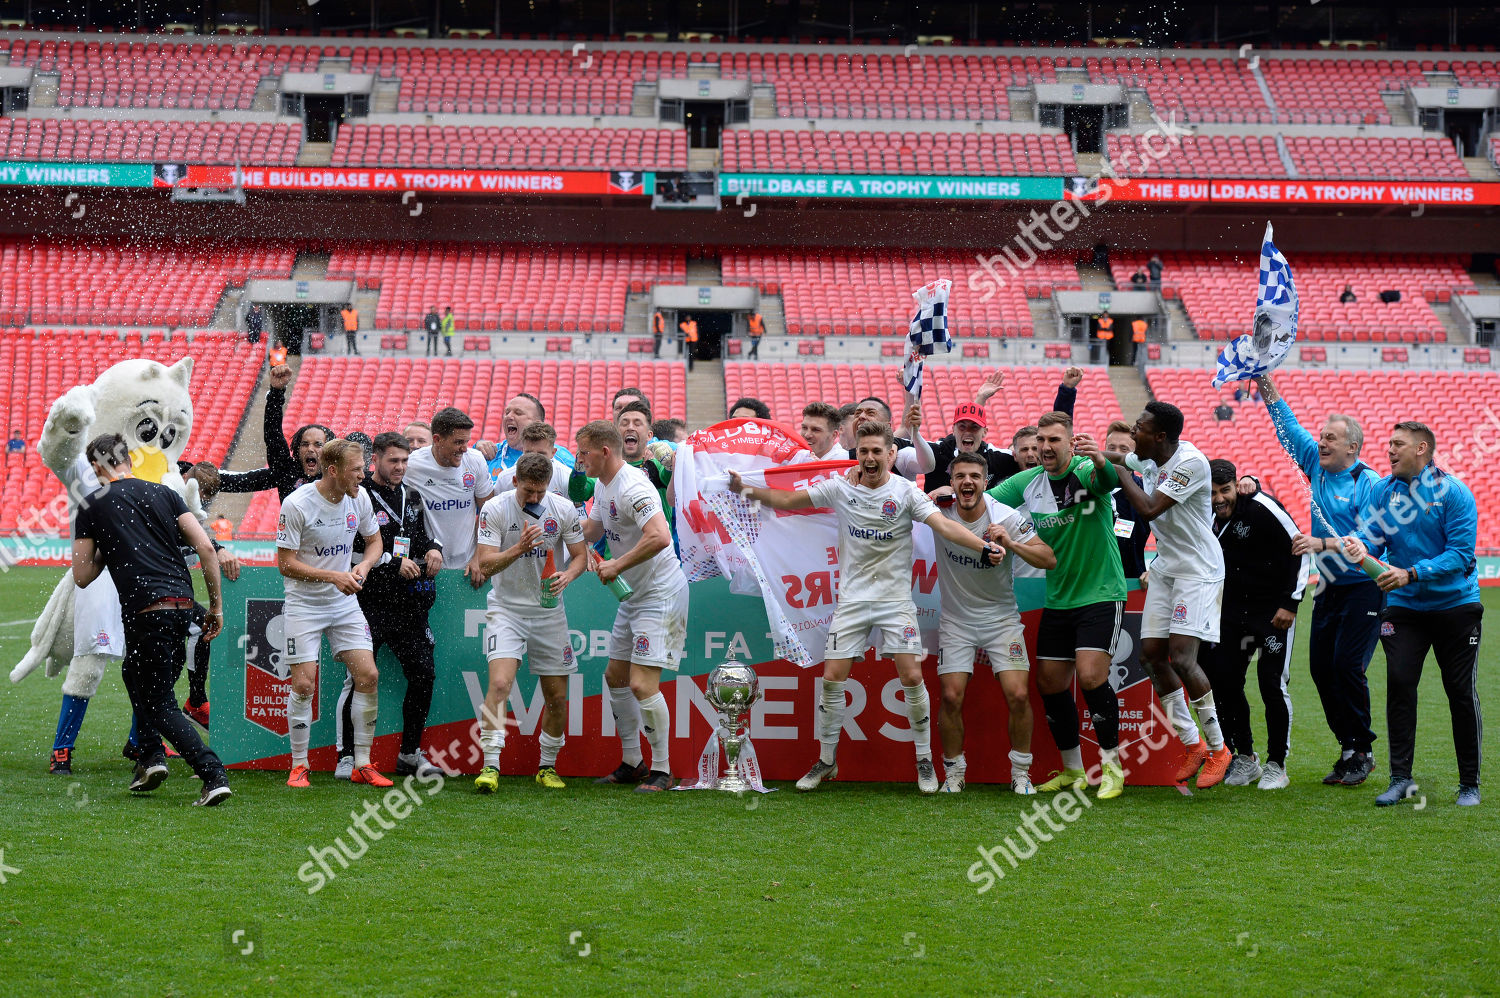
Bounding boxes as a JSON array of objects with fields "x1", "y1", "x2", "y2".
[
  {"x1": 1212, "y1": 223, "x2": 1299, "y2": 389},
  {"x1": 903, "y1": 278, "x2": 954, "y2": 398}
]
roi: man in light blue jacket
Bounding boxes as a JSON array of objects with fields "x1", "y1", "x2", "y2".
[
  {"x1": 1343, "y1": 421, "x2": 1483, "y2": 808},
  {"x1": 1257, "y1": 374, "x2": 1383, "y2": 786}
]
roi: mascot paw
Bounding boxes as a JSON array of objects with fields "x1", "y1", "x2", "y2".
[
  {"x1": 10, "y1": 650, "x2": 47, "y2": 684},
  {"x1": 48, "y1": 386, "x2": 98, "y2": 437}
]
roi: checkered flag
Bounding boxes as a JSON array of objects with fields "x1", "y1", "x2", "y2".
[
  {"x1": 1213, "y1": 222, "x2": 1299, "y2": 388},
  {"x1": 903, "y1": 278, "x2": 954, "y2": 398}
]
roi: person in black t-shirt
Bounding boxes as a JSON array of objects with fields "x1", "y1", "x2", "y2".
[
  {"x1": 72, "y1": 433, "x2": 231, "y2": 806},
  {"x1": 922, "y1": 368, "x2": 1081, "y2": 492}
]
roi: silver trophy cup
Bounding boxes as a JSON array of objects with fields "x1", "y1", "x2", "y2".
[{"x1": 706, "y1": 661, "x2": 761, "y2": 793}]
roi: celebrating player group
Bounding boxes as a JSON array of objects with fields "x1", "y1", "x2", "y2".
[{"x1": 74, "y1": 361, "x2": 1480, "y2": 807}]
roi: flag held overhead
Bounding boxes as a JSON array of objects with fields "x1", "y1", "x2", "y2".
[
  {"x1": 903, "y1": 278, "x2": 954, "y2": 398},
  {"x1": 1212, "y1": 222, "x2": 1299, "y2": 389}
]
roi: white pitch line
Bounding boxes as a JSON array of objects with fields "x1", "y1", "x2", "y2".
[{"x1": 0, "y1": 618, "x2": 37, "y2": 629}]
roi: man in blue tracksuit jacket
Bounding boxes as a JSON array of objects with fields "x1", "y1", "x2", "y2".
[
  {"x1": 1343, "y1": 420, "x2": 1483, "y2": 808},
  {"x1": 1257, "y1": 375, "x2": 1383, "y2": 785}
]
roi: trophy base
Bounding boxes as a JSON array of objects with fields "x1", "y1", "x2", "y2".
[{"x1": 716, "y1": 774, "x2": 751, "y2": 794}]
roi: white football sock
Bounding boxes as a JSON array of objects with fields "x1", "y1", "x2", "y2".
[
  {"x1": 480, "y1": 712, "x2": 506, "y2": 770},
  {"x1": 1099, "y1": 746, "x2": 1120, "y2": 768},
  {"x1": 1008, "y1": 749, "x2": 1033, "y2": 777},
  {"x1": 818, "y1": 679, "x2": 847, "y2": 765},
  {"x1": 288, "y1": 690, "x2": 314, "y2": 768},
  {"x1": 350, "y1": 690, "x2": 377, "y2": 769},
  {"x1": 638, "y1": 692, "x2": 670, "y2": 772},
  {"x1": 538, "y1": 731, "x2": 565, "y2": 768},
  {"x1": 1191, "y1": 691, "x2": 1225, "y2": 752},
  {"x1": 1161, "y1": 688, "x2": 1201, "y2": 746},
  {"x1": 944, "y1": 752, "x2": 967, "y2": 771},
  {"x1": 608, "y1": 686, "x2": 644, "y2": 767},
  {"x1": 1341, "y1": 748, "x2": 1355, "y2": 761},
  {"x1": 1060, "y1": 745, "x2": 1084, "y2": 771},
  {"x1": 902, "y1": 681, "x2": 932, "y2": 760}
]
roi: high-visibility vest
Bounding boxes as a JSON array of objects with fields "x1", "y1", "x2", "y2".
[
  {"x1": 1096, "y1": 316, "x2": 1114, "y2": 341},
  {"x1": 1132, "y1": 318, "x2": 1148, "y2": 343},
  {"x1": 682, "y1": 321, "x2": 699, "y2": 343},
  {"x1": 212, "y1": 517, "x2": 234, "y2": 542},
  {"x1": 748, "y1": 313, "x2": 764, "y2": 337},
  {"x1": 652, "y1": 312, "x2": 665, "y2": 334},
  {"x1": 341, "y1": 307, "x2": 358, "y2": 332},
  {"x1": 270, "y1": 345, "x2": 288, "y2": 365}
]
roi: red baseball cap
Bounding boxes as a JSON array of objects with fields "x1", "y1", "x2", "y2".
[{"x1": 951, "y1": 403, "x2": 988, "y2": 428}]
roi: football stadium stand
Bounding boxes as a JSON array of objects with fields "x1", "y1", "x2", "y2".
[
  {"x1": 331, "y1": 124, "x2": 688, "y2": 171},
  {"x1": 1105, "y1": 133, "x2": 1287, "y2": 178},
  {"x1": 0, "y1": 240, "x2": 296, "y2": 328},
  {"x1": 234, "y1": 357, "x2": 685, "y2": 537},
  {"x1": 1086, "y1": 56, "x2": 1270, "y2": 123},
  {"x1": 1108, "y1": 253, "x2": 1474, "y2": 342},
  {"x1": 1283, "y1": 136, "x2": 1469, "y2": 181},
  {"x1": 722, "y1": 249, "x2": 1080, "y2": 338},
  {"x1": 724, "y1": 363, "x2": 1121, "y2": 444},
  {"x1": 326, "y1": 243, "x2": 686, "y2": 333},
  {"x1": 0, "y1": 119, "x2": 300, "y2": 167},
  {"x1": 721, "y1": 131, "x2": 1076, "y2": 176},
  {"x1": 1148, "y1": 367, "x2": 1500, "y2": 552},
  {"x1": 0, "y1": 329, "x2": 261, "y2": 533}
]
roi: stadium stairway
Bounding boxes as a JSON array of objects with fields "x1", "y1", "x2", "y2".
[
  {"x1": 1109, "y1": 367, "x2": 1153, "y2": 422},
  {"x1": 687, "y1": 358, "x2": 727, "y2": 427},
  {"x1": 1164, "y1": 298, "x2": 1198, "y2": 340}
]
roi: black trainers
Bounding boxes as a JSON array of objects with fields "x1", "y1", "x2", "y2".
[
  {"x1": 193, "y1": 782, "x2": 233, "y2": 807},
  {"x1": 49, "y1": 747, "x2": 73, "y2": 775},
  {"x1": 1340, "y1": 752, "x2": 1376, "y2": 787},
  {"x1": 1322, "y1": 754, "x2": 1352, "y2": 785},
  {"x1": 633, "y1": 770, "x2": 675, "y2": 793},
  {"x1": 130, "y1": 756, "x2": 169, "y2": 793},
  {"x1": 594, "y1": 761, "x2": 649, "y2": 785}
]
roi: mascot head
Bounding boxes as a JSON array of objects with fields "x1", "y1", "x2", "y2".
[{"x1": 91, "y1": 357, "x2": 194, "y2": 485}]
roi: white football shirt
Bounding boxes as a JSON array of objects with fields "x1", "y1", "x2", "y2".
[
  {"x1": 804, "y1": 474, "x2": 939, "y2": 604},
  {"x1": 276, "y1": 482, "x2": 378, "y2": 614},
  {"x1": 1140, "y1": 439, "x2": 1225, "y2": 581},
  {"x1": 406, "y1": 445, "x2": 494, "y2": 568},
  {"x1": 933, "y1": 497, "x2": 1035, "y2": 623},
  {"x1": 491, "y1": 458, "x2": 573, "y2": 498},
  {"x1": 588, "y1": 462, "x2": 686, "y2": 599},
  {"x1": 477, "y1": 490, "x2": 584, "y2": 615}
]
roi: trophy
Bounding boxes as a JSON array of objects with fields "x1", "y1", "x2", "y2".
[{"x1": 706, "y1": 659, "x2": 761, "y2": 793}]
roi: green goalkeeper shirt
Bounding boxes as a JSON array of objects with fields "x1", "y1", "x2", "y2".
[{"x1": 987, "y1": 454, "x2": 1126, "y2": 609}]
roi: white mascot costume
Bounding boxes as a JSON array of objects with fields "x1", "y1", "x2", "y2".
[{"x1": 9, "y1": 357, "x2": 203, "y2": 771}]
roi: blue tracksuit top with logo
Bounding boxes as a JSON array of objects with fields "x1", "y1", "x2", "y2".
[
  {"x1": 1355, "y1": 463, "x2": 1480, "y2": 612},
  {"x1": 1267, "y1": 397, "x2": 1381, "y2": 586}
]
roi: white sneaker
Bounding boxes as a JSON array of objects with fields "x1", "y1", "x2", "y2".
[
  {"x1": 916, "y1": 757, "x2": 939, "y2": 794},
  {"x1": 334, "y1": 755, "x2": 354, "y2": 780},
  {"x1": 1012, "y1": 772, "x2": 1037, "y2": 795},
  {"x1": 939, "y1": 765, "x2": 966, "y2": 793},
  {"x1": 796, "y1": 759, "x2": 837, "y2": 792},
  {"x1": 1224, "y1": 753, "x2": 1262, "y2": 786},
  {"x1": 1257, "y1": 761, "x2": 1289, "y2": 790}
]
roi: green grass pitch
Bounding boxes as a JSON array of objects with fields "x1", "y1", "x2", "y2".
[{"x1": 0, "y1": 566, "x2": 1495, "y2": 996}]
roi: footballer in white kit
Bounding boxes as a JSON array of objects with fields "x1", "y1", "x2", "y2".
[
  {"x1": 405, "y1": 407, "x2": 495, "y2": 587},
  {"x1": 576, "y1": 420, "x2": 688, "y2": 793},
  {"x1": 730, "y1": 420, "x2": 1003, "y2": 795},
  {"x1": 275, "y1": 439, "x2": 391, "y2": 788},
  {"x1": 1110, "y1": 401, "x2": 1233, "y2": 788},
  {"x1": 928, "y1": 453, "x2": 1056, "y2": 794},
  {"x1": 473, "y1": 454, "x2": 589, "y2": 793}
]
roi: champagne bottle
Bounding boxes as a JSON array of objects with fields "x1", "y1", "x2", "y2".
[
  {"x1": 539, "y1": 549, "x2": 559, "y2": 609},
  {"x1": 606, "y1": 573, "x2": 634, "y2": 601}
]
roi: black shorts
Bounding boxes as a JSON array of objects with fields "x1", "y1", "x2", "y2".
[{"x1": 1037, "y1": 601, "x2": 1124, "y2": 661}]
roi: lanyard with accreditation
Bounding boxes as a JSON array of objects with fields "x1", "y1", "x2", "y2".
[{"x1": 370, "y1": 487, "x2": 412, "y2": 559}]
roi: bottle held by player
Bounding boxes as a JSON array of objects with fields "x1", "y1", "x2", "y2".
[{"x1": 540, "y1": 549, "x2": 559, "y2": 609}]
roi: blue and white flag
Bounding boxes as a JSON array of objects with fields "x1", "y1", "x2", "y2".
[
  {"x1": 903, "y1": 278, "x2": 953, "y2": 398},
  {"x1": 1212, "y1": 222, "x2": 1299, "y2": 389}
]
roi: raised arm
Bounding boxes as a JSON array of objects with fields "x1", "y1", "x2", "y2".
[
  {"x1": 727, "y1": 470, "x2": 814, "y2": 510},
  {"x1": 1052, "y1": 367, "x2": 1082, "y2": 418},
  {"x1": 1255, "y1": 375, "x2": 1318, "y2": 476}
]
